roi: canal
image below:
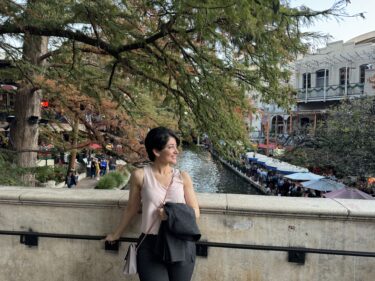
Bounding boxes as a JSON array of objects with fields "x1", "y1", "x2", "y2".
[{"x1": 176, "y1": 147, "x2": 262, "y2": 195}]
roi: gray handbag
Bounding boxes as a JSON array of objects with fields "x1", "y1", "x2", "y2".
[
  {"x1": 122, "y1": 171, "x2": 174, "y2": 275},
  {"x1": 123, "y1": 243, "x2": 137, "y2": 275}
]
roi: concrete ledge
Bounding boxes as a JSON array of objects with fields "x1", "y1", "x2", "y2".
[
  {"x1": 333, "y1": 198, "x2": 375, "y2": 217},
  {"x1": 0, "y1": 187, "x2": 127, "y2": 208},
  {"x1": 197, "y1": 192, "x2": 227, "y2": 212},
  {"x1": 226, "y1": 194, "x2": 350, "y2": 217},
  {"x1": 1, "y1": 187, "x2": 374, "y2": 219}
]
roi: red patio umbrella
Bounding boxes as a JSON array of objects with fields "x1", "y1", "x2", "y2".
[
  {"x1": 324, "y1": 188, "x2": 374, "y2": 200},
  {"x1": 89, "y1": 143, "x2": 102, "y2": 150}
]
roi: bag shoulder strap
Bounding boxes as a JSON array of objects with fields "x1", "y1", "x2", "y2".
[{"x1": 136, "y1": 168, "x2": 174, "y2": 249}]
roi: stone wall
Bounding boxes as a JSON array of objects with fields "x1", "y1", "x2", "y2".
[{"x1": 0, "y1": 187, "x2": 374, "y2": 281}]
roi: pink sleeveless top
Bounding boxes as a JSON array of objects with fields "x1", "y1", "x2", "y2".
[{"x1": 141, "y1": 165, "x2": 186, "y2": 234}]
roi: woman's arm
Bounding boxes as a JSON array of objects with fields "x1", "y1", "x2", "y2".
[
  {"x1": 181, "y1": 171, "x2": 200, "y2": 219},
  {"x1": 105, "y1": 169, "x2": 143, "y2": 241}
]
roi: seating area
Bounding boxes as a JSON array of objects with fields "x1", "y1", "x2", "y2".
[{"x1": 227, "y1": 152, "x2": 374, "y2": 199}]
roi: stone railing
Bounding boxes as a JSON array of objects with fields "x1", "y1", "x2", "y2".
[{"x1": 0, "y1": 187, "x2": 374, "y2": 281}]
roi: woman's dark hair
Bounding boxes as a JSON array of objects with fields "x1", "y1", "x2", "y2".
[{"x1": 145, "y1": 127, "x2": 180, "y2": 161}]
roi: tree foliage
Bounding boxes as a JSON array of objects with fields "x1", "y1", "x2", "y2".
[
  {"x1": 283, "y1": 97, "x2": 375, "y2": 178},
  {"x1": 0, "y1": 0, "x2": 349, "y2": 163}
]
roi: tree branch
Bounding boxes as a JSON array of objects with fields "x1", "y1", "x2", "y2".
[
  {"x1": 106, "y1": 60, "x2": 118, "y2": 90},
  {"x1": 0, "y1": 17, "x2": 182, "y2": 58}
]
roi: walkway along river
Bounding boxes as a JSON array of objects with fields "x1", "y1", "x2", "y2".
[{"x1": 176, "y1": 147, "x2": 262, "y2": 195}]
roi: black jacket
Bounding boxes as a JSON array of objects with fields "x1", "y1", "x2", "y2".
[{"x1": 154, "y1": 202, "x2": 201, "y2": 263}]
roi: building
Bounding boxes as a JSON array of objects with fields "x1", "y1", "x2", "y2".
[
  {"x1": 248, "y1": 31, "x2": 375, "y2": 146},
  {"x1": 293, "y1": 31, "x2": 375, "y2": 129},
  {"x1": 246, "y1": 94, "x2": 292, "y2": 145}
]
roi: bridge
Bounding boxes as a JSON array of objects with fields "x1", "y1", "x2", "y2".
[{"x1": 0, "y1": 187, "x2": 374, "y2": 281}]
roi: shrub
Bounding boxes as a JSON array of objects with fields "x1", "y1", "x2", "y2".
[
  {"x1": 96, "y1": 175, "x2": 117, "y2": 189},
  {"x1": 35, "y1": 166, "x2": 55, "y2": 183},
  {"x1": 95, "y1": 171, "x2": 129, "y2": 189},
  {"x1": 35, "y1": 166, "x2": 68, "y2": 183},
  {"x1": 53, "y1": 165, "x2": 68, "y2": 183},
  {"x1": 110, "y1": 172, "x2": 125, "y2": 187}
]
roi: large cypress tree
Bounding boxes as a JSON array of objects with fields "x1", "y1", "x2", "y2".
[{"x1": 0, "y1": 0, "x2": 350, "y2": 168}]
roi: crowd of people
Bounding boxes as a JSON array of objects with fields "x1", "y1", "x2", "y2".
[
  {"x1": 230, "y1": 157, "x2": 324, "y2": 197},
  {"x1": 64, "y1": 155, "x2": 117, "y2": 188},
  {"x1": 87, "y1": 156, "x2": 117, "y2": 180},
  {"x1": 248, "y1": 165, "x2": 321, "y2": 197}
]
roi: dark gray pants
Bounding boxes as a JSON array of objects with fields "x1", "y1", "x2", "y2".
[{"x1": 137, "y1": 234, "x2": 196, "y2": 281}]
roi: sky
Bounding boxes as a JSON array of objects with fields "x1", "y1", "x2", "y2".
[{"x1": 291, "y1": 0, "x2": 375, "y2": 43}]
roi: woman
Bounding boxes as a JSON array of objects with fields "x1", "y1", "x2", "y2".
[
  {"x1": 105, "y1": 127, "x2": 200, "y2": 281},
  {"x1": 94, "y1": 159, "x2": 100, "y2": 180}
]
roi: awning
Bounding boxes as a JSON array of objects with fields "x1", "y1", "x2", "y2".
[
  {"x1": 0, "y1": 84, "x2": 17, "y2": 91},
  {"x1": 47, "y1": 123, "x2": 87, "y2": 133},
  {"x1": 245, "y1": 152, "x2": 309, "y2": 174}
]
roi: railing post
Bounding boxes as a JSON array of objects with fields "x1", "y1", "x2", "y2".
[
  {"x1": 305, "y1": 73, "x2": 308, "y2": 102},
  {"x1": 323, "y1": 68, "x2": 327, "y2": 101},
  {"x1": 288, "y1": 250, "x2": 306, "y2": 265}
]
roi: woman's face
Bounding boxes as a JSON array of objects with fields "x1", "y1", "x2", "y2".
[{"x1": 155, "y1": 137, "x2": 179, "y2": 165}]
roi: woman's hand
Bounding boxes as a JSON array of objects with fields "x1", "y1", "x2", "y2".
[
  {"x1": 104, "y1": 233, "x2": 119, "y2": 244},
  {"x1": 158, "y1": 207, "x2": 168, "y2": 221}
]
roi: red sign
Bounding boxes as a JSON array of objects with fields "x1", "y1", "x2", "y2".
[{"x1": 41, "y1": 101, "x2": 49, "y2": 108}]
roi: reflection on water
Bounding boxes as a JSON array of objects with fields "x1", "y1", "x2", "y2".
[{"x1": 176, "y1": 147, "x2": 262, "y2": 195}]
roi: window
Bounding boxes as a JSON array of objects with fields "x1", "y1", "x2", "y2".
[
  {"x1": 360, "y1": 64, "x2": 370, "y2": 84},
  {"x1": 302, "y1": 73, "x2": 311, "y2": 88},
  {"x1": 339, "y1": 67, "x2": 349, "y2": 85},
  {"x1": 316, "y1": 69, "x2": 329, "y2": 87}
]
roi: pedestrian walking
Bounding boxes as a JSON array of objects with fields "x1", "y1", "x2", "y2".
[
  {"x1": 91, "y1": 159, "x2": 97, "y2": 179},
  {"x1": 105, "y1": 127, "x2": 200, "y2": 281},
  {"x1": 86, "y1": 157, "x2": 92, "y2": 178},
  {"x1": 100, "y1": 158, "x2": 108, "y2": 176},
  {"x1": 65, "y1": 170, "x2": 77, "y2": 188},
  {"x1": 109, "y1": 156, "x2": 116, "y2": 171},
  {"x1": 94, "y1": 159, "x2": 100, "y2": 180}
]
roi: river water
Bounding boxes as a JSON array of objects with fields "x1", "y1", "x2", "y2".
[{"x1": 176, "y1": 147, "x2": 262, "y2": 195}]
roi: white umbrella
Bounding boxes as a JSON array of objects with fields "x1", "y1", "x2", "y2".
[
  {"x1": 246, "y1": 152, "x2": 256, "y2": 158},
  {"x1": 285, "y1": 172, "x2": 324, "y2": 181},
  {"x1": 116, "y1": 159, "x2": 127, "y2": 165},
  {"x1": 301, "y1": 178, "x2": 346, "y2": 192},
  {"x1": 277, "y1": 164, "x2": 308, "y2": 174}
]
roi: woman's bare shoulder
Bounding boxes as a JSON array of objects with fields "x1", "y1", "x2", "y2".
[
  {"x1": 131, "y1": 168, "x2": 145, "y2": 186},
  {"x1": 180, "y1": 171, "x2": 192, "y2": 183}
]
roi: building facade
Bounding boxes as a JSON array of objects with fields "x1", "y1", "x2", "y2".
[
  {"x1": 248, "y1": 31, "x2": 375, "y2": 145},
  {"x1": 293, "y1": 31, "x2": 375, "y2": 129}
]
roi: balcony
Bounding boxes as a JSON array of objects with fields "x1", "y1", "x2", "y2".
[
  {"x1": 0, "y1": 187, "x2": 374, "y2": 281},
  {"x1": 297, "y1": 83, "x2": 365, "y2": 103}
]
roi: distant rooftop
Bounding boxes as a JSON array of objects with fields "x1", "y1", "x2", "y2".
[{"x1": 346, "y1": 30, "x2": 375, "y2": 45}]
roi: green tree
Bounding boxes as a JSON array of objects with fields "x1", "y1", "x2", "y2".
[
  {"x1": 0, "y1": 0, "x2": 350, "y2": 168},
  {"x1": 283, "y1": 97, "x2": 375, "y2": 178}
]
